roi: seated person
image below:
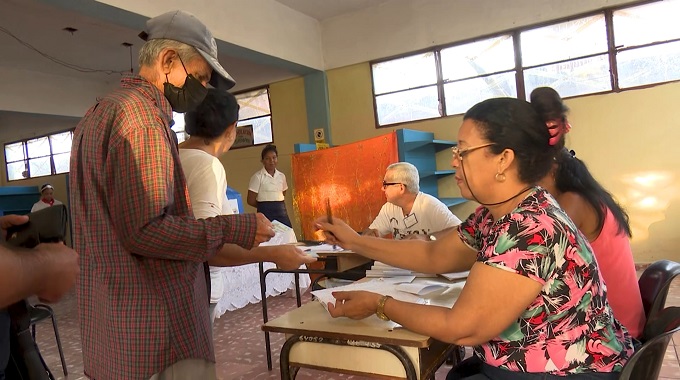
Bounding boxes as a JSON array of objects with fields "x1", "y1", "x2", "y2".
[
  {"x1": 31, "y1": 183, "x2": 63, "y2": 212},
  {"x1": 532, "y1": 86, "x2": 645, "y2": 340},
  {"x1": 362, "y1": 162, "x2": 461, "y2": 240},
  {"x1": 317, "y1": 97, "x2": 632, "y2": 379}
]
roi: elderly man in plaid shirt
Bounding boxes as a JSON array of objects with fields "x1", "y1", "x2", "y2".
[{"x1": 70, "y1": 10, "x2": 314, "y2": 380}]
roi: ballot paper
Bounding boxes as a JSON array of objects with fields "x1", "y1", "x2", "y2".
[
  {"x1": 311, "y1": 279, "x2": 426, "y2": 312},
  {"x1": 260, "y1": 220, "x2": 298, "y2": 247},
  {"x1": 395, "y1": 279, "x2": 466, "y2": 297},
  {"x1": 438, "y1": 271, "x2": 470, "y2": 281}
]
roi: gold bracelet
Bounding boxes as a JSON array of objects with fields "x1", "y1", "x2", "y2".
[{"x1": 376, "y1": 295, "x2": 392, "y2": 321}]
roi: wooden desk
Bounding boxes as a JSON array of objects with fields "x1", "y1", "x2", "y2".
[
  {"x1": 258, "y1": 250, "x2": 371, "y2": 370},
  {"x1": 263, "y1": 301, "x2": 455, "y2": 379}
]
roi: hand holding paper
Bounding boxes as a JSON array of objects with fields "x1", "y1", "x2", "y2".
[{"x1": 327, "y1": 290, "x2": 383, "y2": 320}]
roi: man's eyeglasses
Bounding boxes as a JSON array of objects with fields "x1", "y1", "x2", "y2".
[
  {"x1": 382, "y1": 181, "x2": 402, "y2": 189},
  {"x1": 451, "y1": 143, "x2": 495, "y2": 161}
]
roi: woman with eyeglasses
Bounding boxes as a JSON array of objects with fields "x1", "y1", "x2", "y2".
[
  {"x1": 531, "y1": 87, "x2": 645, "y2": 340},
  {"x1": 316, "y1": 97, "x2": 632, "y2": 379},
  {"x1": 247, "y1": 144, "x2": 292, "y2": 228}
]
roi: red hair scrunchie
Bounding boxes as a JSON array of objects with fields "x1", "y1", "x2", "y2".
[{"x1": 546, "y1": 119, "x2": 572, "y2": 146}]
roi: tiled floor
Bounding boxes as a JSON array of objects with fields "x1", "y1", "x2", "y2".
[{"x1": 33, "y1": 271, "x2": 680, "y2": 379}]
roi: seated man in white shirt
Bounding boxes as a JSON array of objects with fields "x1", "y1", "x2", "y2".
[{"x1": 362, "y1": 162, "x2": 461, "y2": 240}]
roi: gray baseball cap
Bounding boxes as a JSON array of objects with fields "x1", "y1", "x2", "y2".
[{"x1": 139, "y1": 10, "x2": 236, "y2": 90}]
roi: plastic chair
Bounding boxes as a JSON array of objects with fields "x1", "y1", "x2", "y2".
[
  {"x1": 619, "y1": 306, "x2": 680, "y2": 379},
  {"x1": 638, "y1": 260, "x2": 680, "y2": 322},
  {"x1": 29, "y1": 303, "x2": 67, "y2": 376}
]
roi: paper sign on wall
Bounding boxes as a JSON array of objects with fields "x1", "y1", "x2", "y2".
[
  {"x1": 233, "y1": 125, "x2": 254, "y2": 149},
  {"x1": 314, "y1": 128, "x2": 325, "y2": 143}
]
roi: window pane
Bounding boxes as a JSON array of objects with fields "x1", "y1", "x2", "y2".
[
  {"x1": 28, "y1": 157, "x2": 51, "y2": 177},
  {"x1": 372, "y1": 53, "x2": 437, "y2": 94},
  {"x1": 441, "y1": 35, "x2": 515, "y2": 81},
  {"x1": 7, "y1": 161, "x2": 27, "y2": 181},
  {"x1": 521, "y1": 15, "x2": 607, "y2": 67},
  {"x1": 524, "y1": 54, "x2": 611, "y2": 98},
  {"x1": 27, "y1": 137, "x2": 50, "y2": 158},
  {"x1": 444, "y1": 72, "x2": 517, "y2": 116},
  {"x1": 237, "y1": 116, "x2": 272, "y2": 145},
  {"x1": 53, "y1": 152, "x2": 70, "y2": 174},
  {"x1": 375, "y1": 86, "x2": 439, "y2": 126},
  {"x1": 614, "y1": 0, "x2": 680, "y2": 47},
  {"x1": 172, "y1": 112, "x2": 186, "y2": 133},
  {"x1": 5, "y1": 142, "x2": 25, "y2": 162},
  {"x1": 618, "y1": 41, "x2": 680, "y2": 89},
  {"x1": 236, "y1": 89, "x2": 271, "y2": 120},
  {"x1": 49, "y1": 131, "x2": 73, "y2": 154}
]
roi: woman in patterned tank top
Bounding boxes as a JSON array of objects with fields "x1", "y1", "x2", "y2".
[{"x1": 315, "y1": 96, "x2": 633, "y2": 379}]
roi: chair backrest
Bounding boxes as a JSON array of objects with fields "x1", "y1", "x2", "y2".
[
  {"x1": 618, "y1": 306, "x2": 680, "y2": 380},
  {"x1": 638, "y1": 260, "x2": 680, "y2": 321}
]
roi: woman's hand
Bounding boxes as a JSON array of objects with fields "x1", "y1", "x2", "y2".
[
  {"x1": 314, "y1": 217, "x2": 360, "y2": 250},
  {"x1": 327, "y1": 290, "x2": 383, "y2": 320}
]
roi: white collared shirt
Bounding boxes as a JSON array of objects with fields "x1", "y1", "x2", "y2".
[{"x1": 248, "y1": 167, "x2": 288, "y2": 202}]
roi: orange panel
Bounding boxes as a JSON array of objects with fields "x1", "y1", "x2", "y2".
[{"x1": 291, "y1": 132, "x2": 398, "y2": 240}]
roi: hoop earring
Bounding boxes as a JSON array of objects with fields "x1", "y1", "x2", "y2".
[{"x1": 495, "y1": 173, "x2": 506, "y2": 182}]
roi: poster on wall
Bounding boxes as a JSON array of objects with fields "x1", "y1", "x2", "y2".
[{"x1": 232, "y1": 125, "x2": 254, "y2": 149}]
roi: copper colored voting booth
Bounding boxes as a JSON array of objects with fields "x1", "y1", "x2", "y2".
[{"x1": 290, "y1": 132, "x2": 399, "y2": 239}]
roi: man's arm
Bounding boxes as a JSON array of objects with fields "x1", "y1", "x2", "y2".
[
  {"x1": 106, "y1": 125, "x2": 261, "y2": 262},
  {"x1": 0, "y1": 243, "x2": 79, "y2": 308},
  {"x1": 208, "y1": 244, "x2": 316, "y2": 270},
  {"x1": 363, "y1": 204, "x2": 390, "y2": 237}
]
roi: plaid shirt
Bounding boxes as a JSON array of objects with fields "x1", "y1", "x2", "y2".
[{"x1": 70, "y1": 75, "x2": 257, "y2": 379}]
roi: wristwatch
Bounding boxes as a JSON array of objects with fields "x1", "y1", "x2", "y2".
[{"x1": 376, "y1": 295, "x2": 393, "y2": 321}]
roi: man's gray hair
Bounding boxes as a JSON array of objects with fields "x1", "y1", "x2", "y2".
[
  {"x1": 386, "y1": 162, "x2": 420, "y2": 193},
  {"x1": 138, "y1": 39, "x2": 200, "y2": 67}
]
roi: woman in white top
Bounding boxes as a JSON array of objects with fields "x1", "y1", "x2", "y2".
[
  {"x1": 247, "y1": 144, "x2": 292, "y2": 227},
  {"x1": 180, "y1": 89, "x2": 314, "y2": 324},
  {"x1": 31, "y1": 183, "x2": 63, "y2": 212}
]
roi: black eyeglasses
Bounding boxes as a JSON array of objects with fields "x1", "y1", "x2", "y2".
[{"x1": 382, "y1": 181, "x2": 402, "y2": 189}]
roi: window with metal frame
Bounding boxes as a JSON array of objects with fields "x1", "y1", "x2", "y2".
[
  {"x1": 371, "y1": 0, "x2": 680, "y2": 128},
  {"x1": 4, "y1": 130, "x2": 74, "y2": 181},
  {"x1": 171, "y1": 86, "x2": 274, "y2": 147}
]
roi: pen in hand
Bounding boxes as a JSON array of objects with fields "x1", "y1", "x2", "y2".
[
  {"x1": 325, "y1": 198, "x2": 337, "y2": 249},
  {"x1": 326, "y1": 198, "x2": 333, "y2": 225}
]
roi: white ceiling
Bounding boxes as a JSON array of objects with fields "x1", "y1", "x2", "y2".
[
  {"x1": 0, "y1": 0, "x2": 318, "y2": 91},
  {"x1": 274, "y1": 0, "x2": 391, "y2": 21}
]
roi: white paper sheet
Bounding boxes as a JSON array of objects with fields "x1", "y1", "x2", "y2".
[{"x1": 311, "y1": 279, "x2": 425, "y2": 311}]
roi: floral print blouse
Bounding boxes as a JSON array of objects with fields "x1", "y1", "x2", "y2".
[{"x1": 457, "y1": 187, "x2": 633, "y2": 375}]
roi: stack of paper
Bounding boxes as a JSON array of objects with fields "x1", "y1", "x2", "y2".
[
  {"x1": 438, "y1": 271, "x2": 470, "y2": 281},
  {"x1": 365, "y1": 261, "x2": 437, "y2": 278},
  {"x1": 311, "y1": 278, "x2": 467, "y2": 314},
  {"x1": 395, "y1": 279, "x2": 465, "y2": 297},
  {"x1": 311, "y1": 279, "x2": 426, "y2": 310}
]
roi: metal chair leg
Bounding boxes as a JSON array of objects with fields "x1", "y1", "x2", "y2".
[{"x1": 49, "y1": 313, "x2": 68, "y2": 376}]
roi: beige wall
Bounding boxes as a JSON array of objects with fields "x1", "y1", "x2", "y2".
[
  {"x1": 326, "y1": 62, "x2": 680, "y2": 264},
  {"x1": 4, "y1": 64, "x2": 678, "y2": 263},
  {"x1": 218, "y1": 77, "x2": 309, "y2": 237}
]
